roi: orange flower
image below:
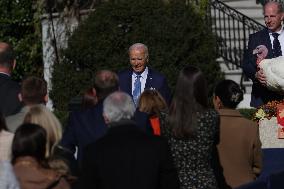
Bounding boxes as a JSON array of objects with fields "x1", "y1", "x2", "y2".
[{"x1": 253, "y1": 100, "x2": 284, "y2": 122}]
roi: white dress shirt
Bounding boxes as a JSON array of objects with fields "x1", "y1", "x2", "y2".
[
  {"x1": 269, "y1": 26, "x2": 284, "y2": 56},
  {"x1": 132, "y1": 67, "x2": 148, "y2": 96}
]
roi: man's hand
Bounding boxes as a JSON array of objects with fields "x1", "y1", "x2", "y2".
[{"x1": 255, "y1": 68, "x2": 266, "y2": 85}]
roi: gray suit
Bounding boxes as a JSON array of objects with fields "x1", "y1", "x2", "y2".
[{"x1": 5, "y1": 106, "x2": 30, "y2": 133}]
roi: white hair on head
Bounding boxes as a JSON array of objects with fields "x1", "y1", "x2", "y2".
[
  {"x1": 103, "y1": 91, "x2": 135, "y2": 124},
  {"x1": 128, "y1": 43, "x2": 149, "y2": 59}
]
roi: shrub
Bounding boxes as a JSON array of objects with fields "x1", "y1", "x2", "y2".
[
  {"x1": 0, "y1": 0, "x2": 43, "y2": 81},
  {"x1": 50, "y1": 0, "x2": 223, "y2": 111},
  {"x1": 238, "y1": 108, "x2": 257, "y2": 121}
]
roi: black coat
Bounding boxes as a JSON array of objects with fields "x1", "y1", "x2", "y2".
[
  {"x1": 80, "y1": 120, "x2": 180, "y2": 189},
  {"x1": 0, "y1": 73, "x2": 22, "y2": 116},
  {"x1": 60, "y1": 101, "x2": 153, "y2": 164}
]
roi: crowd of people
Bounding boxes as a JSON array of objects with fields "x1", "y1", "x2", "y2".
[
  {"x1": 0, "y1": 41, "x2": 263, "y2": 189},
  {"x1": 0, "y1": 1, "x2": 284, "y2": 189}
]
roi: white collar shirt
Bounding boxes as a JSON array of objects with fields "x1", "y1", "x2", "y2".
[
  {"x1": 269, "y1": 26, "x2": 284, "y2": 56},
  {"x1": 132, "y1": 67, "x2": 148, "y2": 96}
]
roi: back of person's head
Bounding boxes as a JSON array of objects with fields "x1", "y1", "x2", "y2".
[
  {"x1": 0, "y1": 111, "x2": 7, "y2": 132},
  {"x1": 169, "y1": 65, "x2": 208, "y2": 138},
  {"x1": 138, "y1": 89, "x2": 168, "y2": 116},
  {"x1": 12, "y1": 123, "x2": 47, "y2": 164},
  {"x1": 0, "y1": 42, "x2": 15, "y2": 71},
  {"x1": 94, "y1": 70, "x2": 119, "y2": 101},
  {"x1": 214, "y1": 80, "x2": 244, "y2": 109},
  {"x1": 20, "y1": 76, "x2": 47, "y2": 105},
  {"x1": 174, "y1": 65, "x2": 208, "y2": 109},
  {"x1": 23, "y1": 105, "x2": 62, "y2": 157},
  {"x1": 103, "y1": 91, "x2": 135, "y2": 124}
]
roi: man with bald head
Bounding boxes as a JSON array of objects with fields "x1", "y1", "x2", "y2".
[
  {"x1": 118, "y1": 43, "x2": 171, "y2": 105},
  {"x1": 243, "y1": 1, "x2": 284, "y2": 107},
  {"x1": 0, "y1": 42, "x2": 22, "y2": 116}
]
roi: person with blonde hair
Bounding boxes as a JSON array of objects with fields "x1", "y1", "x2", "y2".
[
  {"x1": 23, "y1": 105, "x2": 77, "y2": 178},
  {"x1": 24, "y1": 105, "x2": 61, "y2": 157},
  {"x1": 12, "y1": 123, "x2": 70, "y2": 189}
]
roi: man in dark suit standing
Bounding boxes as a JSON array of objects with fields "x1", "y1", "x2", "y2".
[
  {"x1": 118, "y1": 43, "x2": 171, "y2": 105},
  {"x1": 60, "y1": 70, "x2": 119, "y2": 163},
  {"x1": 0, "y1": 42, "x2": 22, "y2": 116},
  {"x1": 242, "y1": 2, "x2": 284, "y2": 108},
  {"x1": 81, "y1": 91, "x2": 180, "y2": 189}
]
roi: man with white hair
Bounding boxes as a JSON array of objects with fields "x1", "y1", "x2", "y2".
[
  {"x1": 81, "y1": 91, "x2": 179, "y2": 189},
  {"x1": 118, "y1": 43, "x2": 171, "y2": 105}
]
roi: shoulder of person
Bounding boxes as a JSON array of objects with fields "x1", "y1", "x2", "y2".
[
  {"x1": 68, "y1": 103, "x2": 100, "y2": 121},
  {"x1": 148, "y1": 68, "x2": 162, "y2": 75},
  {"x1": 202, "y1": 108, "x2": 219, "y2": 118},
  {"x1": 250, "y1": 28, "x2": 269, "y2": 39},
  {"x1": 117, "y1": 69, "x2": 131, "y2": 76},
  {"x1": 148, "y1": 68, "x2": 167, "y2": 80}
]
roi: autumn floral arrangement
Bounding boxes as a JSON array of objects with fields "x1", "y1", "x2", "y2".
[{"x1": 253, "y1": 100, "x2": 284, "y2": 122}]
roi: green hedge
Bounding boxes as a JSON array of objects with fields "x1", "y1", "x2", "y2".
[
  {"x1": 50, "y1": 0, "x2": 223, "y2": 111},
  {"x1": 238, "y1": 108, "x2": 257, "y2": 121},
  {"x1": 0, "y1": 0, "x2": 43, "y2": 81}
]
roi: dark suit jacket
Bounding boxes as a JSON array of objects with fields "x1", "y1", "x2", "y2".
[
  {"x1": 60, "y1": 101, "x2": 107, "y2": 164},
  {"x1": 81, "y1": 120, "x2": 180, "y2": 189},
  {"x1": 118, "y1": 68, "x2": 171, "y2": 104},
  {"x1": 0, "y1": 73, "x2": 22, "y2": 116},
  {"x1": 242, "y1": 28, "x2": 284, "y2": 107},
  {"x1": 60, "y1": 101, "x2": 152, "y2": 164}
]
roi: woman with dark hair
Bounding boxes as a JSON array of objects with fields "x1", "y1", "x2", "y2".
[
  {"x1": 0, "y1": 111, "x2": 14, "y2": 161},
  {"x1": 12, "y1": 123, "x2": 70, "y2": 189},
  {"x1": 213, "y1": 80, "x2": 262, "y2": 188},
  {"x1": 160, "y1": 65, "x2": 219, "y2": 188}
]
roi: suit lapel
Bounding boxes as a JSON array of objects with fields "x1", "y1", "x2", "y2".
[
  {"x1": 126, "y1": 70, "x2": 133, "y2": 97},
  {"x1": 145, "y1": 68, "x2": 153, "y2": 89},
  {"x1": 263, "y1": 29, "x2": 274, "y2": 58}
]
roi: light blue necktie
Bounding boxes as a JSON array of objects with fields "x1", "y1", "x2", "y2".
[{"x1": 133, "y1": 74, "x2": 141, "y2": 106}]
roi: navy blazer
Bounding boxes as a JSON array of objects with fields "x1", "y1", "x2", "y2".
[
  {"x1": 242, "y1": 28, "x2": 284, "y2": 107},
  {"x1": 118, "y1": 68, "x2": 171, "y2": 105},
  {"x1": 60, "y1": 101, "x2": 152, "y2": 164},
  {"x1": 81, "y1": 120, "x2": 180, "y2": 189},
  {"x1": 0, "y1": 73, "x2": 22, "y2": 116}
]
